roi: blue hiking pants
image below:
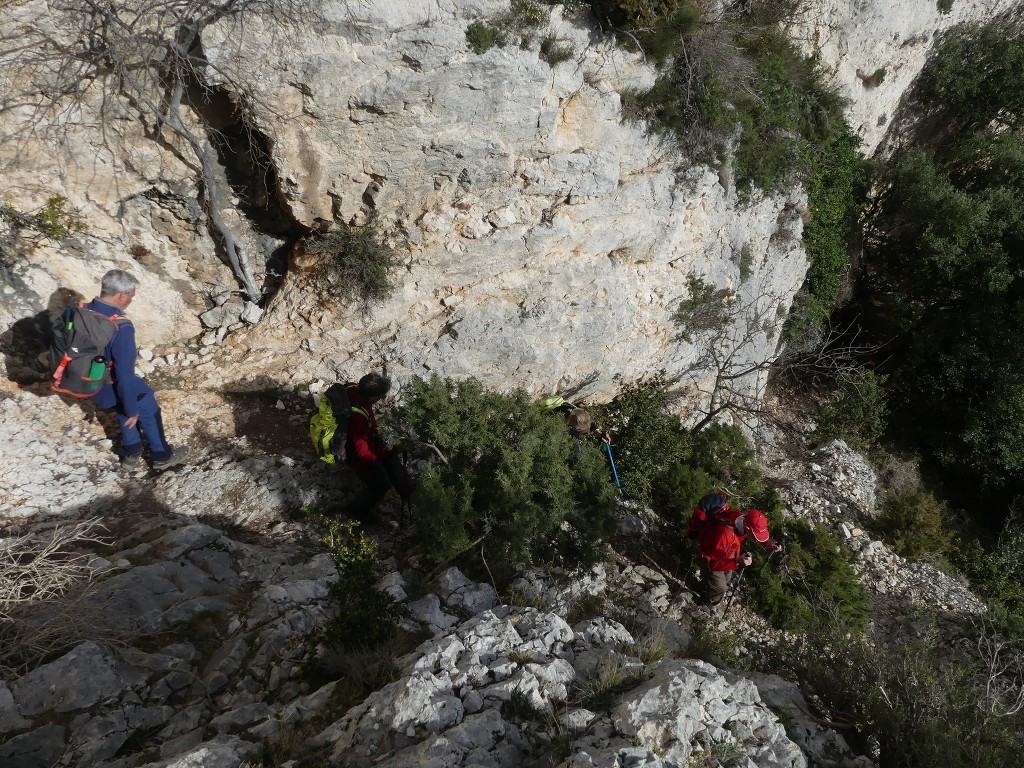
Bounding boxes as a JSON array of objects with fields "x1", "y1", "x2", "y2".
[{"x1": 92, "y1": 382, "x2": 172, "y2": 462}]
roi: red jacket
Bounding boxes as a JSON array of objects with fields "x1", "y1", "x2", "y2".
[
  {"x1": 696, "y1": 508, "x2": 747, "y2": 572},
  {"x1": 345, "y1": 384, "x2": 395, "y2": 468}
]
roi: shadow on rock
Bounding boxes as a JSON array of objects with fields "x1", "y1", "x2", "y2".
[{"x1": 0, "y1": 287, "x2": 83, "y2": 388}]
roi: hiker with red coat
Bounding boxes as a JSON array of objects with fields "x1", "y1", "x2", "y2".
[
  {"x1": 342, "y1": 373, "x2": 413, "y2": 523},
  {"x1": 688, "y1": 492, "x2": 782, "y2": 612}
]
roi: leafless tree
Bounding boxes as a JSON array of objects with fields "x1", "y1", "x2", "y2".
[
  {"x1": 677, "y1": 270, "x2": 789, "y2": 432},
  {"x1": 961, "y1": 617, "x2": 1024, "y2": 720},
  {"x1": 0, "y1": 0, "x2": 316, "y2": 302}
]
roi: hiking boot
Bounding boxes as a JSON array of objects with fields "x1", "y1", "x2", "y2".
[
  {"x1": 120, "y1": 452, "x2": 143, "y2": 467},
  {"x1": 152, "y1": 445, "x2": 191, "y2": 471},
  {"x1": 119, "y1": 453, "x2": 145, "y2": 473}
]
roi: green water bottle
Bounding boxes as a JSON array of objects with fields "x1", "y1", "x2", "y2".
[{"x1": 88, "y1": 356, "x2": 106, "y2": 381}]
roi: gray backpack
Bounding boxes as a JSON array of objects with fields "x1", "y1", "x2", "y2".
[{"x1": 47, "y1": 305, "x2": 128, "y2": 397}]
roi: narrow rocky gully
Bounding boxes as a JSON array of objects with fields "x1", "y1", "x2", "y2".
[{"x1": 0, "y1": 349, "x2": 984, "y2": 768}]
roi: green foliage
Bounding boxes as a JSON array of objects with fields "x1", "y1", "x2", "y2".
[
  {"x1": 915, "y1": 20, "x2": 1024, "y2": 136},
  {"x1": 673, "y1": 276, "x2": 734, "y2": 344},
  {"x1": 866, "y1": 19, "x2": 1024, "y2": 495},
  {"x1": 937, "y1": 0, "x2": 954, "y2": 13},
  {"x1": 28, "y1": 196, "x2": 87, "y2": 240},
  {"x1": 747, "y1": 519, "x2": 869, "y2": 632},
  {"x1": 505, "y1": 0, "x2": 548, "y2": 28},
  {"x1": 953, "y1": 510, "x2": 1024, "y2": 636},
  {"x1": 467, "y1": 1, "x2": 549, "y2": 55},
  {"x1": 307, "y1": 219, "x2": 398, "y2": 307},
  {"x1": 788, "y1": 126, "x2": 868, "y2": 336},
  {"x1": 597, "y1": 374, "x2": 688, "y2": 506},
  {"x1": 399, "y1": 375, "x2": 618, "y2": 571},
  {"x1": 1, "y1": 195, "x2": 87, "y2": 262},
  {"x1": 598, "y1": 376, "x2": 765, "y2": 530},
  {"x1": 617, "y1": 2, "x2": 850, "y2": 194},
  {"x1": 731, "y1": 28, "x2": 848, "y2": 195},
  {"x1": 813, "y1": 366, "x2": 888, "y2": 450},
  {"x1": 540, "y1": 34, "x2": 576, "y2": 66},
  {"x1": 871, "y1": 489, "x2": 955, "y2": 562},
  {"x1": 738, "y1": 243, "x2": 754, "y2": 282},
  {"x1": 590, "y1": 0, "x2": 684, "y2": 28},
  {"x1": 313, "y1": 519, "x2": 404, "y2": 653},
  {"x1": 650, "y1": 424, "x2": 766, "y2": 520},
  {"x1": 769, "y1": 618, "x2": 1024, "y2": 768},
  {"x1": 466, "y1": 20, "x2": 507, "y2": 53}
]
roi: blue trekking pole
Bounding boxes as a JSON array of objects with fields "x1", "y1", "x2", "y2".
[{"x1": 606, "y1": 443, "x2": 623, "y2": 498}]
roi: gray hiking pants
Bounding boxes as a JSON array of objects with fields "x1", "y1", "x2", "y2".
[{"x1": 699, "y1": 561, "x2": 735, "y2": 607}]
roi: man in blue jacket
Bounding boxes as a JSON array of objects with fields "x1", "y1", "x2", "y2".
[{"x1": 87, "y1": 269, "x2": 189, "y2": 470}]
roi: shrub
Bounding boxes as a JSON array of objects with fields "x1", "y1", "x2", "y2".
[
  {"x1": 864, "y1": 19, "x2": 1024, "y2": 498},
  {"x1": 306, "y1": 219, "x2": 398, "y2": 307},
  {"x1": 872, "y1": 489, "x2": 955, "y2": 562},
  {"x1": 747, "y1": 518, "x2": 869, "y2": 633},
  {"x1": 650, "y1": 424, "x2": 766, "y2": 526},
  {"x1": 597, "y1": 376, "x2": 766, "y2": 528},
  {"x1": 953, "y1": 508, "x2": 1024, "y2": 637},
  {"x1": 617, "y1": 3, "x2": 850, "y2": 194},
  {"x1": 596, "y1": 374, "x2": 689, "y2": 506},
  {"x1": 590, "y1": 0, "x2": 684, "y2": 28},
  {"x1": 1, "y1": 195, "x2": 87, "y2": 261},
  {"x1": 504, "y1": 0, "x2": 547, "y2": 29},
  {"x1": 540, "y1": 34, "x2": 576, "y2": 66},
  {"x1": 399, "y1": 375, "x2": 618, "y2": 572},
  {"x1": 788, "y1": 126, "x2": 869, "y2": 337},
  {"x1": 0, "y1": 520, "x2": 112, "y2": 675},
  {"x1": 813, "y1": 365, "x2": 888, "y2": 450},
  {"x1": 466, "y1": 20, "x2": 506, "y2": 53},
  {"x1": 673, "y1": 276, "x2": 734, "y2": 344},
  {"x1": 768, "y1": 617, "x2": 1024, "y2": 767},
  {"x1": 312, "y1": 519, "x2": 404, "y2": 653},
  {"x1": 738, "y1": 243, "x2": 754, "y2": 282}
]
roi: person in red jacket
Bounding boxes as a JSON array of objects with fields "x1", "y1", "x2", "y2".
[
  {"x1": 690, "y1": 502, "x2": 781, "y2": 612},
  {"x1": 343, "y1": 373, "x2": 412, "y2": 523}
]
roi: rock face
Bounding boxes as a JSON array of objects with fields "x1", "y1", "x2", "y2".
[
  {"x1": 317, "y1": 608, "x2": 805, "y2": 768},
  {"x1": 790, "y1": 0, "x2": 1022, "y2": 155},
  {"x1": 195, "y1": 1, "x2": 806, "y2": 409},
  {"x1": 0, "y1": 521, "x2": 337, "y2": 768},
  {"x1": 6, "y1": 1, "x2": 1013, "y2": 414}
]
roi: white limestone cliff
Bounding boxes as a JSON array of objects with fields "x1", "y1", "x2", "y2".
[{"x1": 1, "y1": 0, "x2": 1018, "y2": 409}]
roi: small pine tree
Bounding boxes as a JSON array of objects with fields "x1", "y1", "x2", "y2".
[{"x1": 400, "y1": 375, "x2": 618, "y2": 571}]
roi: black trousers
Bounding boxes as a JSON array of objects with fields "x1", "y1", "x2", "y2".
[{"x1": 346, "y1": 454, "x2": 407, "y2": 522}]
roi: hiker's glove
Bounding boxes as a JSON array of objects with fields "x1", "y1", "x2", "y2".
[{"x1": 741, "y1": 553, "x2": 753, "y2": 567}]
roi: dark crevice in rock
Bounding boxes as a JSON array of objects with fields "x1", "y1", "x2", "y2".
[{"x1": 183, "y1": 74, "x2": 302, "y2": 304}]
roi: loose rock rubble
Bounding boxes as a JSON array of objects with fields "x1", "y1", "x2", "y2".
[
  {"x1": 0, "y1": 388, "x2": 121, "y2": 520},
  {"x1": 761, "y1": 432, "x2": 986, "y2": 641}
]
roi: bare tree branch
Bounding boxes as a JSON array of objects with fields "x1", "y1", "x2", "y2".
[{"x1": 0, "y1": 0, "x2": 316, "y2": 302}]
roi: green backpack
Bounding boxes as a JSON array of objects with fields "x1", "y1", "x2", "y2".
[
  {"x1": 47, "y1": 305, "x2": 129, "y2": 397},
  {"x1": 310, "y1": 383, "x2": 368, "y2": 465}
]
